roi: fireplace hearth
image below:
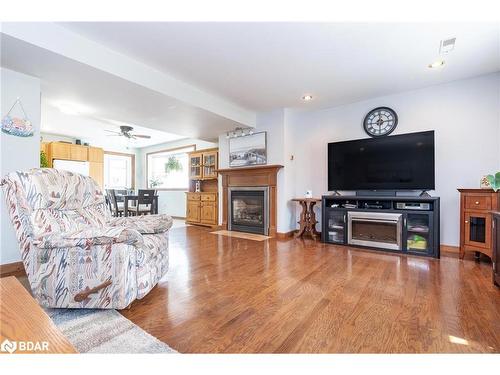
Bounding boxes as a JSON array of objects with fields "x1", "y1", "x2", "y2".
[{"x1": 228, "y1": 187, "x2": 269, "y2": 235}]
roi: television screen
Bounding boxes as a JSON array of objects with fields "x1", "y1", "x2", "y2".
[{"x1": 328, "y1": 131, "x2": 435, "y2": 191}]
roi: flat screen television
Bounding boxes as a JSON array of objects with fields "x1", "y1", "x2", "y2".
[{"x1": 328, "y1": 130, "x2": 435, "y2": 191}]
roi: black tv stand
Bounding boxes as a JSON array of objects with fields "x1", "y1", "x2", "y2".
[
  {"x1": 419, "y1": 190, "x2": 432, "y2": 197},
  {"x1": 321, "y1": 194, "x2": 440, "y2": 258},
  {"x1": 355, "y1": 190, "x2": 397, "y2": 197}
]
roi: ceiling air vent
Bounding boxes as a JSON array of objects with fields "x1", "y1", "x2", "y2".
[{"x1": 439, "y1": 37, "x2": 456, "y2": 54}]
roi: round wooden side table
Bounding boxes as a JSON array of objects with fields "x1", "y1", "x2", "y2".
[{"x1": 292, "y1": 198, "x2": 321, "y2": 240}]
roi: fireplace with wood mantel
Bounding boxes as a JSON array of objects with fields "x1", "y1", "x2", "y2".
[{"x1": 217, "y1": 165, "x2": 283, "y2": 237}]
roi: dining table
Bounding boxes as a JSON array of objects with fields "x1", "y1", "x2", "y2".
[{"x1": 119, "y1": 193, "x2": 159, "y2": 217}]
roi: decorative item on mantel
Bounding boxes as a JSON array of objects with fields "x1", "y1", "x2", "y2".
[
  {"x1": 1, "y1": 97, "x2": 34, "y2": 137},
  {"x1": 229, "y1": 130, "x2": 267, "y2": 167}
]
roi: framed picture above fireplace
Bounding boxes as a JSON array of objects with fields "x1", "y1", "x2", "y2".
[{"x1": 229, "y1": 131, "x2": 267, "y2": 167}]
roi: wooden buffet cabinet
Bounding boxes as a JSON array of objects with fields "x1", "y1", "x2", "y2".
[
  {"x1": 42, "y1": 142, "x2": 104, "y2": 187},
  {"x1": 458, "y1": 189, "x2": 500, "y2": 260},
  {"x1": 186, "y1": 192, "x2": 218, "y2": 226},
  {"x1": 185, "y1": 148, "x2": 219, "y2": 227}
]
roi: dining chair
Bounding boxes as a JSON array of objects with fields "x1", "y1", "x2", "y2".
[
  {"x1": 128, "y1": 189, "x2": 156, "y2": 216},
  {"x1": 104, "y1": 189, "x2": 113, "y2": 212},
  {"x1": 107, "y1": 189, "x2": 125, "y2": 217},
  {"x1": 114, "y1": 189, "x2": 127, "y2": 203}
]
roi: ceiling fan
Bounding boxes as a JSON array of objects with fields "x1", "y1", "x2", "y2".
[{"x1": 105, "y1": 125, "x2": 151, "y2": 139}]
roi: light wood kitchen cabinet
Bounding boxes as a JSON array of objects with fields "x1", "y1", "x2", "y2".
[
  {"x1": 187, "y1": 199, "x2": 201, "y2": 223},
  {"x1": 44, "y1": 142, "x2": 105, "y2": 188},
  {"x1": 188, "y1": 148, "x2": 219, "y2": 180},
  {"x1": 89, "y1": 162, "x2": 104, "y2": 188},
  {"x1": 201, "y1": 201, "x2": 217, "y2": 224},
  {"x1": 202, "y1": 150, "x2": 218, "y2": 179},
  {"x1": 50, "y1": 142, "x2": 72, "y2": 161},
  {"x1": 185, "y1": 147, "x2": 219, "y2": 227},
  {"x1": 88, "y1": 147, "x2": 104, "y2": 162},
  {"x1": 70, "y1": 145, "x2": 88, "y2": 161},
  {"x1": 189, "y1": 152, "x2": 203, "y2": 180},
  {"x1": 186, "y1": 192, "x2": 218, "y2": 227}
]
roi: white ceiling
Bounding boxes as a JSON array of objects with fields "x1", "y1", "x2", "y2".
[
  {"x1": 59, "y1": 22, "x2": 500, "y2": 111},
  {"x1": 0, "y1": 29, "x2": 251, "y2": 143},
  {"x1": 42, "y1": 105, "x2": 186, "y2": 149}
]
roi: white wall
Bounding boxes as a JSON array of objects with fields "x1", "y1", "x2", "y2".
[
  {"x1": 137, "y1": 138, "x2": 217, "y2": 217},
  {"x1": 0, "y1": 68, "x2": 41, "y2": 264},
  {"x1": 218, "y1": 109, "x2": 296, "y2": 232},
  {"x1": 286, "y1": 73, "x2": 500, "y2": 246}
]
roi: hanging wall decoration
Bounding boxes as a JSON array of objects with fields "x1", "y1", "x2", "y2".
[{"x1": 1, "y1": 97, "x2": 34, "y2": 137}]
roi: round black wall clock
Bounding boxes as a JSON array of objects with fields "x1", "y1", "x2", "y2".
[{"x1": 363, "y1": 107, "x2": 398, "y2": 137}]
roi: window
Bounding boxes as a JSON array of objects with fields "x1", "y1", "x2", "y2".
[
  {"x1": 147, "y1": 145, "x2": 195, "y2": 190},
  {"x1": 104, "y1": 152, "x2": 134, "y2": 189}
]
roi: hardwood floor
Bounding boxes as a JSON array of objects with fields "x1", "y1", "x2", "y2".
[{"x1": 121, "y1": 225, "x2": 500, "y2": 353}]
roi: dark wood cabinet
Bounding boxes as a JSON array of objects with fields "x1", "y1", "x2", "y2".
[
  {"x1": 458, "y1": 189, "x2": 500, "y2": 260},
  {"x1": 493, "y1": 212, "x2": 500, "y2": 287}
]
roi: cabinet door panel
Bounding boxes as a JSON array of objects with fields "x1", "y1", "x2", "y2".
[
  {"x1": 201, "y1": 202, "x2": 217, "y2": 224},
  {"x1": 323, "y1": 209, "x2": 346, "y2": 244},
  {"x1": 405, "y1": 212, "x2": 433, "y2": 255},
  {"x1": 189, "y1": 153, "x2": 203, "y2": 179},
  {"x1": 89, "y1": 162, "x2": 103, "y2": 188},
  {"x1": 70, "y1": 145, "x2": 88, "y2": 161},
  {"x1": 464, "y1": 212, "x2": 491, "y2": 249},
  {"x1": 202, "y1": 151, "x2": 218, "y2": 179},
  {"x1": 187, "y1": 201, "x2": 200, "y2": 222},
  {"x1": 88, "y1": 147, "x2": 104, "y2": 162},
  {"x1": 50, "y1": 143, "x2": 72, "y2": 160}
]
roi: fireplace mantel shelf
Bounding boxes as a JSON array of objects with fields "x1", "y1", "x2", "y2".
[{"x1": 216, "y1": 164, "x2": 283, "y2": 174}]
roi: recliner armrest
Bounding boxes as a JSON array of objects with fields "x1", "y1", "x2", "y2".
[
  {"x1": 33, "y1": 226, "x2": 143, "y2": 249},
  {"x1": 108, "y1": 214, "x2": 173, "y2": 234}
]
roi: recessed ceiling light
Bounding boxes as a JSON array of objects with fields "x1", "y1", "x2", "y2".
[
  {"x1": 302, "y1": 95, "x2": 313, "y2": 101},
  {"x1": 428, "y1": 60, "x2": 445, "y2": 69}
]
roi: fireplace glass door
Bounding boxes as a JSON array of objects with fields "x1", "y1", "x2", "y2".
[{"x1": 229, "y1": 189, "x2": 268, "y2": 235}]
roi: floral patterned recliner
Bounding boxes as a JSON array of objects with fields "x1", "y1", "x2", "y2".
[{"x1": 1, "y1": 168, "x2": 172, "y2": 309}]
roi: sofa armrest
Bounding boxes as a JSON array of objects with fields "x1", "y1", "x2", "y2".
[
  {"x1": 33, "y1": 226, "x2": 143, "y2": 249},
  {"x1": 108, "y1": 214, "x2": 173, "y2": 234}
]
